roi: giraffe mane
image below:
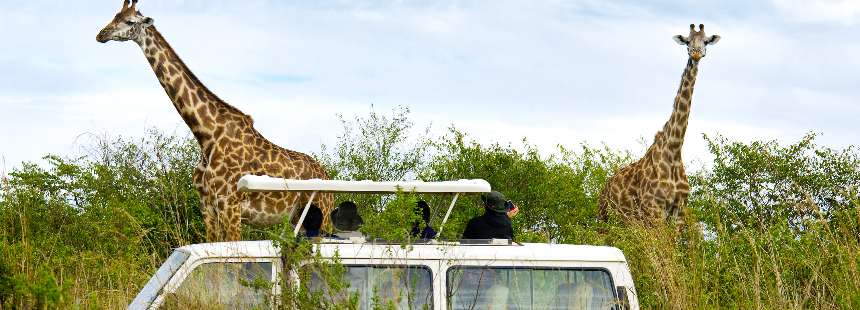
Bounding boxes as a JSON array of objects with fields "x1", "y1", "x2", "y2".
[{"x1": 147, "y1": 28, "x2": 252, "y2": 122}]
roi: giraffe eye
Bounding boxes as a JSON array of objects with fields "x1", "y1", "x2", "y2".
[{"x1": 125, "y1": 21, "x2": 135, "y2": 26}]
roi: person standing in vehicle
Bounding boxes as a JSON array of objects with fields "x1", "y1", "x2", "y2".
[
  {"x1": 411, "y1": 200, "x2": 437, "y2": 239},
  {"x1": 331, "y1": 201, "x2": 364, "y2": 238},
  {"x1": 462, "y1": 191, "x2": 517, "y2": 240},
  {"x1": 301, "y1": 204, "x2": 324, "y2": 238}
]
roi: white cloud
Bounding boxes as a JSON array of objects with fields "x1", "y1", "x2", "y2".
[{"x1": 772, "y1": 0, "x2": 860, "y2": 25}]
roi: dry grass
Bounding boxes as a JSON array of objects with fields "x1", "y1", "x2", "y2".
[{"x1": 606, "y1": 207, "x2": 860, "y2": 309}]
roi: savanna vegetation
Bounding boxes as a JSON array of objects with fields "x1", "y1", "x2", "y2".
[{"x1": 1, "y1": 106, "x2": 858, "y2": 309}]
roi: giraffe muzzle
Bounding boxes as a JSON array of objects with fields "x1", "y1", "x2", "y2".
[
  {"x1": 96, "y1": 29, "x2": 113, "y2": 43},
  {"x1": 691, "y1": 52, "x2": 703, "y2": 61}
]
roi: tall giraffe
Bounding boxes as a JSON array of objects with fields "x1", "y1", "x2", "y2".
[
  {"x1": 598, "y1": 24, "x2": 720, "y2": 229},
  {"x1": 96, "y1": 0, "x2": 333, "y2": 241}
]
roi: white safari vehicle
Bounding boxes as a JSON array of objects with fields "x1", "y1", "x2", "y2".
[{"x1": 130, "y1": 176, "x2": 639, "y2": 309}]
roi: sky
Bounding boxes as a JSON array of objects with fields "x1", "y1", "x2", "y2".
[{"x1": 1, "y1": 0, "x2": 858, "y2": 174}]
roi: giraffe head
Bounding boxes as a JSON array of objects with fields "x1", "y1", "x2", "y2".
[
  {"x1": 673, "y1": 24, "x2": 720, "y2": 61},
  {"x1": 96, "y1": 0, "x2": 153, "y2": 43}
]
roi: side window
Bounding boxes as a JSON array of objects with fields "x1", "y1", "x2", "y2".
[
  {"x1": 447, "y1": 267, "x2": 618, "y2": 310},
  {"x1": 165, "y1": 261, "x2": 274, "y2": 308},
  {"x1": 302, "y1": 264, "x2": 433, "y2": 310}
]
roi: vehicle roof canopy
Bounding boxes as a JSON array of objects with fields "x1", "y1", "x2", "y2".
[
  {"x1": 238, "y1": 175, "x2": 492, "y2": 194},
  {"x1": 237, "y1": 175, "x2": 492, "y2": 237}
]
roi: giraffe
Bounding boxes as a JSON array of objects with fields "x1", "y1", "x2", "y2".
[
  {"x1": 96, "y1": 0, "x2": 334, "y2": 241},
  {"x1": 597, "y1": 24, "x2": 720, "y2": 230}
]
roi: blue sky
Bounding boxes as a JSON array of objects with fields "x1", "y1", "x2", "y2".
[{"x1": 1, "y1": 0, "x2": 858, "y2": 172}]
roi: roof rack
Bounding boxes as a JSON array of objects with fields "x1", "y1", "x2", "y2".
[
  {"x1": 311, "y1": 237, "x2": 516, "y2": 246},
  {"x1": 237, "y1": 175, "x2": 492, "y2": 238}
]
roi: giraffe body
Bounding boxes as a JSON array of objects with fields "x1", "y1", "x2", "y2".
[
  {"x1": 97, "y1": 0, "x2": 333, "y2": 241},
  {"x1": 598, "y1": 131, "x2": 691, "y2": 228},
  {"x1": 598, "y1": 24, "x2": 719, "y2": 229}
]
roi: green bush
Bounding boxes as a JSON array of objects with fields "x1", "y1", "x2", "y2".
[{"x1": 0, "y1": 130, "x2": 203, "y2": 308}]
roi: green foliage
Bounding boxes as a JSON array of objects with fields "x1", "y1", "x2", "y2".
[
  {"x1": 274, "y1": 229, "x2": 361, "y2": 310},
  {"x1": 317, "y1": 106, "x2": 431, "y2": 225},
  {"x1": 318, "y1": 105, "x2": 429, "y2": 182},
  {"x1": 0, "y1": 130, "x2": 204, "y2": 308},
  {"x1": 358, "y1": 192, "x2": 424, "y2": 242},
  {"x1": 676, "y1": 133, "x2": 860, "y2": 308},
  {"x1": 0, "y1": 107, "x2": 858, "y2": 308},
  {"x1": 423, "y1": 128, "x2": 630, "y2": 242},
  {"x1": 691, "y1": 133, "x2": 860, "y2": 232},
  {"x1": 0, "y1": 242, "x2": 67, "y2": 309}
]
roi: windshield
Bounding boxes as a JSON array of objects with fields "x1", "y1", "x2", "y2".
[
  {"x1": 128, "y1": 250, "x2": 190, "y2": 309},
  {"x1": 165, "y1": 261, "x2": 274, "y2": 308},
  {"x1": 303, "y1": 264, "x2": 433, "y2": 309},
  {"x1": 447, "y1": 266, "x2": 619, "y2": 309}
]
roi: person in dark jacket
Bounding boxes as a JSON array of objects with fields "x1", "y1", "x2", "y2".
[
  {"x1": 411, "y1": 200, "x2": 437, "y2": 239},
  {"x1": 331, "y1": 201, "x2": 364, "y2": 238},
  {"x1": 301, "y1": 204, "x2": 323, "y2": 238},
  {"x1": 462, "y1": 191, "x2": 516, "y2": 240}
]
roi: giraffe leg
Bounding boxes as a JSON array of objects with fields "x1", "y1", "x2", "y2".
[
  {"x1": 194, "y1": 164, "x2": 224, "y2": 241},
  {"x1": 640, "y1": 196, "x2": 665, "y2": 228},
  {"x1": 317, "y1": 192, "x2": 334, "y2": 232},
  {"x1": 220, "y1": 197, "x2": 242, "y2": 241},
  {"x1": 598, "y1": 178, "x2": 627, "y2": 224},
  {"x1": 673, "y1": 197, "x2": 691, "y2": 234},
  {"x1": 597, "y1": 186, "x2": 611, "y2": 223},
  {"x1": 201, "y1": 196, "x2": 221, "y2": 242}
]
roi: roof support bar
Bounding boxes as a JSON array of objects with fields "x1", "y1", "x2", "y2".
[
  {"x1": 435, "y1": 193, "x2": 459, "y2": 239},
  {"x1": 293, "y1": 191, "x2": 318, "y2": 237}
]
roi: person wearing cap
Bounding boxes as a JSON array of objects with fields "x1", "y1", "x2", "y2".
[
  {"x1": 331, "y1": 201, "x2": 364, "y2": 238},
  {"x1": 462, "y1": 191, "x2": 516, "y2": 240}
]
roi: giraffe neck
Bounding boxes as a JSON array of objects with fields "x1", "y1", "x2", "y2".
[
  {"x1": 657, "y1": 57, "x2": 699, "y2": 158},
  {"x1": 134, "y1": 26, "x2": 250, "y2": 156}
]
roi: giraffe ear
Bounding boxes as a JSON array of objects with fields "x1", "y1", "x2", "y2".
[
  {"x1": 673, "y1": 35, "x2": 688, "y2": 45},
  {"x1": 705, "y1": 35, "x2": 720, "y2": 45},
  {"x1": 141, "y1": 17, "x2": 154, "y2": 27}
]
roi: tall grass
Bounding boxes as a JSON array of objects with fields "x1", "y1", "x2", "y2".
[{"x1": 1, "y1": 109, "x2": 858, "y2": 308}]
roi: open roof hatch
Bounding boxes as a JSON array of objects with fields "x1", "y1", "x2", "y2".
[{"x1": 237, "y1": 175, "x2": 492, "y2": 238}]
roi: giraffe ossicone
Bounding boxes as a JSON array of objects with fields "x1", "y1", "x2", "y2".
[
  {"x1": 597, "y1": 24, "x2": 720, "y2": 231},
  {"x1": 97, "y1": 0, "x2": 334, "y2": 241}
]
